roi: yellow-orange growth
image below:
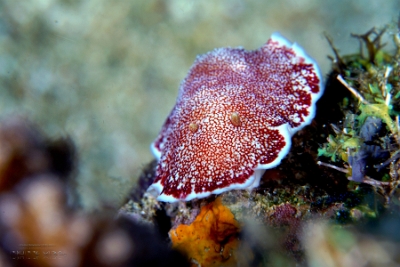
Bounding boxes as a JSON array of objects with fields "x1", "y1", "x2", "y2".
[{"x1": 169, "y1": 198, "x2": 240, "y2": 266}]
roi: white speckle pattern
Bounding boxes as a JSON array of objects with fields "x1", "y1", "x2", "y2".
[{"x1": 147, "y1": 32, "x2": 323, "y2": 202}]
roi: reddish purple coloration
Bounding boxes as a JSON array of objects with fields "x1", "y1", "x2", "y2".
[{"x1": 148, "y1": 33, "x2": 323, "y2": 202}]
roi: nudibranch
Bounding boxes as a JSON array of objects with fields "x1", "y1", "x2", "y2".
[{"x1": 148, "y1": 33, "x2": 323, "y2": 202}]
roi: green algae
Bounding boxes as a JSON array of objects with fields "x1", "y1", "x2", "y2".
[{"x1": 318, "y1": 23, "x2": 400, "y2": 205}]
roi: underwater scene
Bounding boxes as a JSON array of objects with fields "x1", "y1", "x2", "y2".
[{"x1": 0, "y1": 1, "x2": 400, "y2": 266}]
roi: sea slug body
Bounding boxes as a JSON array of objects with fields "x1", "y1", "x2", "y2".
[{"x1": 148, "y1": 33, "x2": 323, "y2": 202}]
